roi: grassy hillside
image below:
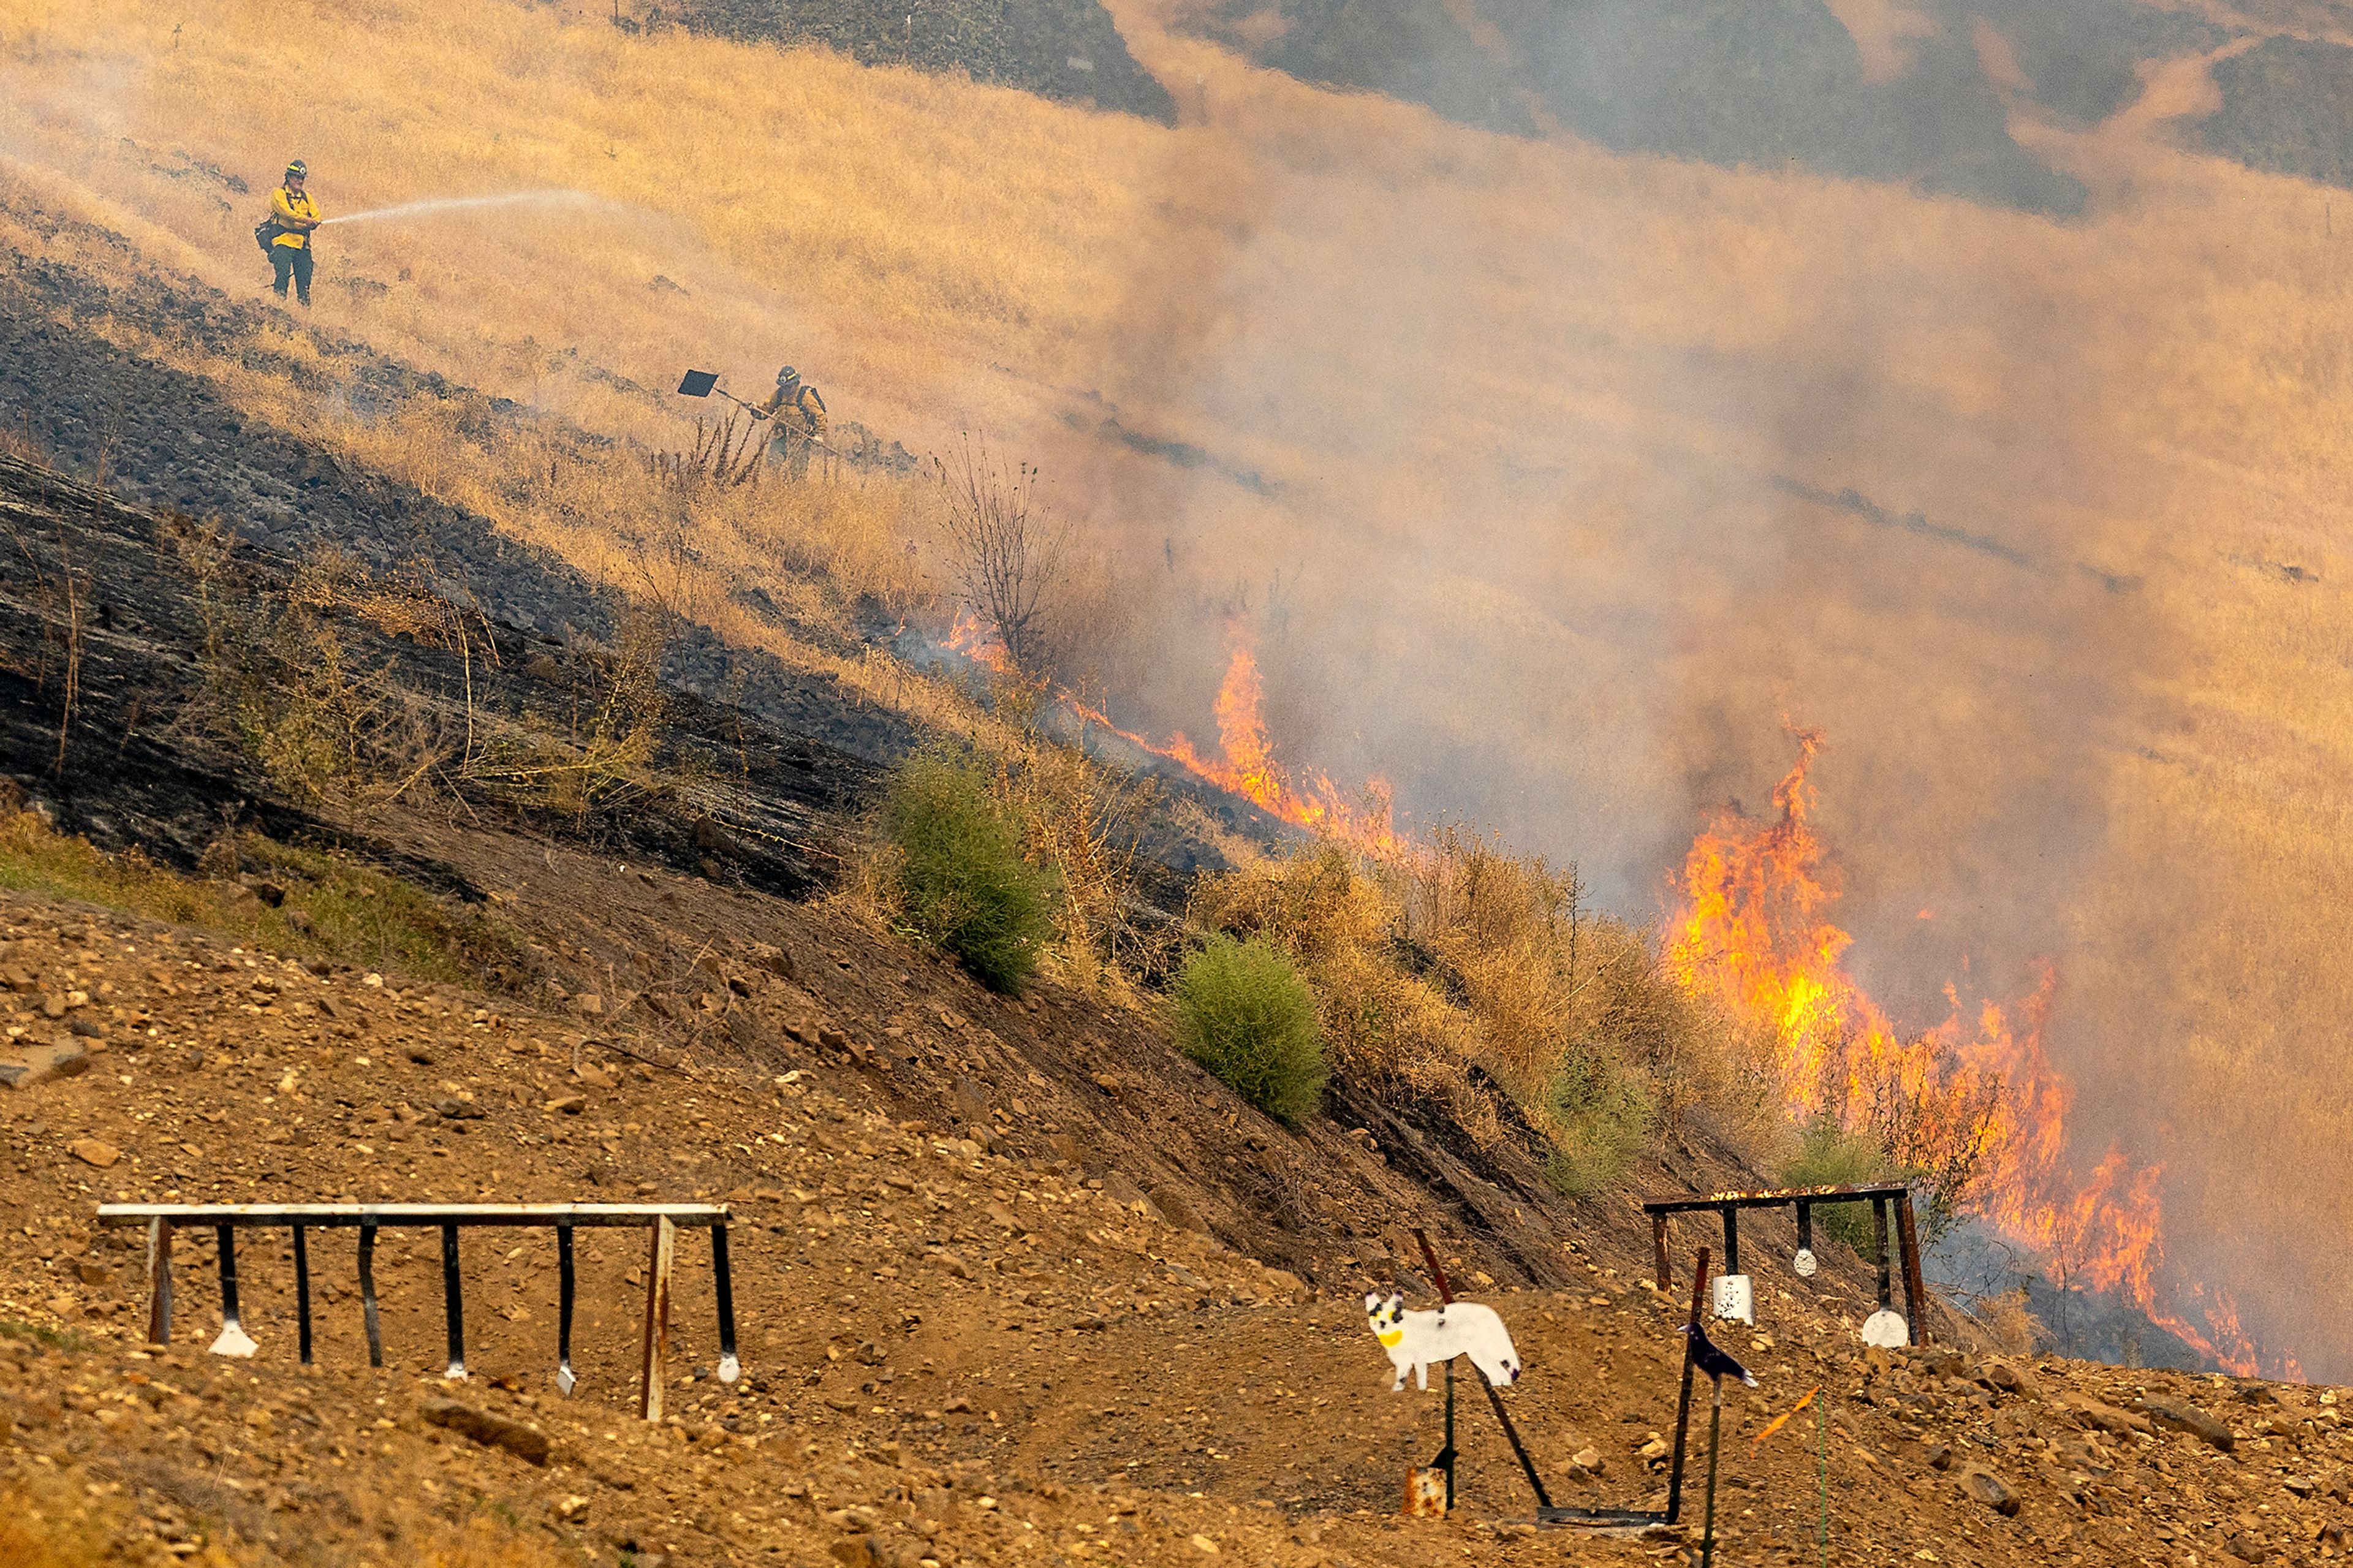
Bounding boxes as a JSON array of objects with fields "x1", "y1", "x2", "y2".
[
  {"x1": 9, "y1": 0, "x2": 2353, "y2": 1378},
  {"x1": 650, "y1": 0, "x2": 1177, "y2": 121}
]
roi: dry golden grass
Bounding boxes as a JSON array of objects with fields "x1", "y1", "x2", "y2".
[
  {"x1": 1194, "y1": 825, "x2": 1778, "y2": 1192},
  {"x1": 9, "y1": 0, "x2": 2353, "y2": 1368}
]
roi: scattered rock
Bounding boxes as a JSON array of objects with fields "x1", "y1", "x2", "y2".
[
  {"x1": 2061, "y1": 1393, "x2": 2153, "y2": 1437},
  {"x1": 2138, "y1": 1395, "x2": 2236, "y2": 1452},
  {"x1": 1958, "y1": 1467, "x2": 2018, "y2": 1517},
  {"x1": 419, "y1": 1396, "x2": 551, "y2": 1464},
  {"x1": 1982, "y1": 1360, "x2": 2040, "y2": 1398},
  {"x1": 543, "y1": 1094, "x2": 587, "y2": 1115},
  {"x1": 1146, "y1": 1184, "x2": 1203, "y2": 1232},
  {"x1": 68, "y1": 1137, "x2": 120, "y2": 1168},
  {"x1": 0, "y1": 1041, "x2": 89, "y2": 1090},
  {"x1": 1101, "y1": 1169, "x2": 1153, "y2": 1213}
]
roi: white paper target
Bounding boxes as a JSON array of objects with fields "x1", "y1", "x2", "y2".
[
  {"x1": 1792, "y1": 1248, "x2": 1817, "y2": 1278},
  {"x1": 1860, "y1": 1309, "x2": 1909, "y2": 1349},
  {"x1": 1711, "y1": 1273, "x2": 1755, "y2": 1326}
]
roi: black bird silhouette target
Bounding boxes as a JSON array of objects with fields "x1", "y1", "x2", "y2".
[{"x1": 1678, "y1": 1321, "x2": 1759, "y2": 1388}]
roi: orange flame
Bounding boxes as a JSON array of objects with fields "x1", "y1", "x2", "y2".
[
  {"x1": 946, "y1": 608, "x2": 1014, "y2": 675},
  {"x1": 1667, "y1": 729, "x2": 2268, "y2": 1374},
  {"x1": 1064, "y1": 638, "x2": 1402, "y2": 856}
]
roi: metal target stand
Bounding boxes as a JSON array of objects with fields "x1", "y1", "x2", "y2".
[{"x1": 99, "y1": 1202, "x2": 737, "y2": 1421}]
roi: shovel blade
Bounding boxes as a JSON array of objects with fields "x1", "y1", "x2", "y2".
[{"x1": 676, "y1": 370, "x2": 719, "y2": 398}]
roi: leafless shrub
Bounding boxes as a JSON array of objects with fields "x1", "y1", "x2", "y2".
[
  {"x1": 169, "y1": 520, "x2": 673, "y2": 825},
  {"x1": 646, "y1": 414, "x2": 763, "y2": 493},
  {"x1": 0, "y1": 509, "x2": 89, "y2": 776},
  {"x1": 454, "y1": 607, "x2": 672, "y2": 823},
  {"x1": 934, "y1": 437, "x2": 1064, "y2": 669}
]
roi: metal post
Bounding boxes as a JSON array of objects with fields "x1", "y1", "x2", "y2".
[
  {"x1": 1412, "y1": 1227, "x2": 1550, "y2": 1510},
  {"x1": 292, "y1": 1224, "x2": 313, "y2": 1365},
  {"x1": 358, "y1": 1220, "x2": 383, "y2": 1368},
  {"x1": 441, "y1": 1222, "x2": 467, "y2": 1380},
  {"x1": 1652, "y1": 1213, "x2": 1670, "y2": 1290},
  {"x1": 1700, "y1": 1378, "x2": 1724, "y2": 1568},
  {"x1": 1475, "y1": 1364, "x2": 1553, "y2": 1509},
  {"x1": 210, "y1": 1224, "x2": 257, "y2": 1357},
  {"x1": 1665, "y1": 1246, "x2": 1711, "y2": 1524},
  {"x1": 1441, "y1": 1358, "x2": 1457, "y2": 1510},
  {"x1": 1720, "y1": 1205, "x2": 1740, "y2": 1276},
  {"x1": 556, "y1": 1219, "x2": 578, "y2": 1396},
  {"x1": 1871, "y1": 1198, "x2": 1892, "y2": 1310},
  {"x1": 1894, "y1": 1191, "x2": 1928, "y2": 1346},
  {"x1": 639, "y1": 1214, "x2": 675, "y2": 1422},
  {"x1": 712, "y1": 1222, "x2": 740, "y2": 1383},
  {"x1": 143, "y1": 1217, "x2": 174, "y2": 1346},
  {"x1": 1796, "y1": 1201, "x2": 1813, "y2": 1254}
]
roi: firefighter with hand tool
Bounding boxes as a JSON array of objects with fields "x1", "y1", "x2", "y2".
[
  {"x1": 259, "y1": 159, "x2": 323, "y2": 306},
  {"x1": 755, "y1": 365, "x2": 830, "y2": 479}
]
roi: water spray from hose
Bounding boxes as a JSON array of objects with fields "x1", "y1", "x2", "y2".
[{"x1": 318, "y1": 189, "x2": 608, "y2": 227}]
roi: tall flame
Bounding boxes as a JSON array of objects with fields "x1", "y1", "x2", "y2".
[
  {"x1": 1667, "y1": 730, "x2": 2270, "y2": 1374},
  {"x1": 1065, "y1": 640, "x2": 1402, "y2": 857}
]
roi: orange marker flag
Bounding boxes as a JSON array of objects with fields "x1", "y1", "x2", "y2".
[{"x1": 1751, "y1": 1386, "x2": 1818, "y2": 1447}]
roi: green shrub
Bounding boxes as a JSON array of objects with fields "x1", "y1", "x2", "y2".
[
  {"x1": 1542, "y1": 1040, "x2": 1657, "y2": 1195},
  {"x1": 1172, "y1": 934, "x2": 1327, "y2": 1123},
  {"x1": 880, "y1": 751, "x2": 1053, "y2": 992},
  {"x1": 1779, "y1": 1116, "x2": 1897, "y2": 1249}
]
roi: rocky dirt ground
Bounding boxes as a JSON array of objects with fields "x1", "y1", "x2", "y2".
[{"x1": 6, "y1": 880, "x2": 2353, "y2": 1567}]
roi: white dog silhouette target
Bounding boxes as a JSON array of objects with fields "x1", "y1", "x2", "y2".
[{"x1": 1363, "y1": 1292, "x2": 1524, "y2": 1391}]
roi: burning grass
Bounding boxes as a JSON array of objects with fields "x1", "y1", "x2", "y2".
[{"x1": 1667, "y1": 730, "x2": 2268, "y2": 1373}]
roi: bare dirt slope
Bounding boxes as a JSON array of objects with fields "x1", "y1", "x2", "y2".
[{"x1": 3, "y1": 885, "x2": 2350, "y2": 1568}]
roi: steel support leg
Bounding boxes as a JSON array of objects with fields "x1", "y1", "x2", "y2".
[
  {"x1": 358, "y1": 1221, "x2": 383, "y2": 1368},
  {"x1": 713, "y1": 1222, "x2": 740, "y2": 1383},
  {"x1": 1872, "y1": 1198, "x2": 1893, "y2": 1310},
  {"x1": 441, "y1": 1221, "x2": 466, "y2": 1381},
  {"x1": 210, "y1": 1224, "x2": 256, "y2": 1357},
  {"x1": 556, "y1": 1219, "x2": 578, "y2": 1396},
  {"x1": 292, "y1": 1224, "x2": 313, "y2": 1365}
]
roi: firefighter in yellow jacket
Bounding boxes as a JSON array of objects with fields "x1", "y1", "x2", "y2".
[
  {"x1": 755, "y1": 366, "x2": 828, "y2": 478},
  {"x1": 267, "y1": 159, "x2": 322, "y2": 306}
]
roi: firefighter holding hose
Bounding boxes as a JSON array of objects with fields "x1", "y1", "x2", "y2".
[
  {"x1": 261, "y1": 159, "x2": 322, "y2": 306},
  {"x1": 755, "y1": 365, "x2": 829, "y2": 479}
]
